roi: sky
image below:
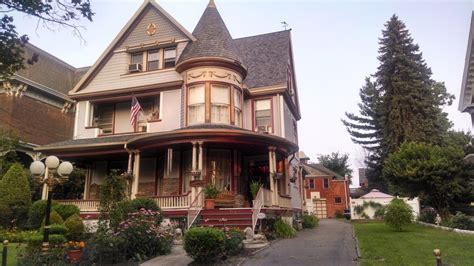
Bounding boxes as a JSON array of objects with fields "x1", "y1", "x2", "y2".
[{"x1": 9, "y1": 0, "x2": 474, "y2": 186}]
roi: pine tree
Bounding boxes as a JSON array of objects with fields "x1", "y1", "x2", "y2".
[{"x1": 343, "y1": 15, "x2": 453, "y2": 190}]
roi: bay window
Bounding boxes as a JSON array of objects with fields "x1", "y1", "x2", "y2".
[
  {"x1": 254, "y1": 99, "x2": 272, "y2": 132},
  {"x1": 211, "y1": 85, "x2": 230, "y2": 123},
  {"x1": 188, "y1": 85, "x2": 205, "y2": 125}
]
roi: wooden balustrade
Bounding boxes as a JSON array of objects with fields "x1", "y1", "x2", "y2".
[
  {"x1": 252, "y1": 187, "x2": 264, "y2": 231},
  {"x1": 57, "y1": 200, "x2": 99, "y2": 212},
  {"x1": 152, "y1": 193, "x2": 192, "y2": 209},
  {"x1": 278, "y1": 195, "x2": 292, "y2": 209}
]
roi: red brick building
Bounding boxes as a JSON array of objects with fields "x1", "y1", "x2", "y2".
[{"x1": 300, "y1": 153, "x2": 350, "y2": 218}]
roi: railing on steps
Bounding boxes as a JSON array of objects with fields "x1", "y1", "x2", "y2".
[
  {"x1": 57, "y1": 200, "x2": 99, "y2": 212},
  {"x1": 151, "y1": 193, "x2": 192, "y2": 209},
  {"x1": 252, "y1": 187, "x2": 264, "y2": 231},
  {"x1": 187, "y1": 189, "x2": 204, "y2": 229},
  {"x1": 262, "y1": 188, "x2": 273, "y2": 207}
]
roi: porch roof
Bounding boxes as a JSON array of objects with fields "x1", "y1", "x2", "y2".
[{"x1": 35, "y1": 125, "x2": 298, "y2": 156}]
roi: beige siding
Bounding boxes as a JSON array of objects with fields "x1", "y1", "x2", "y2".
[
  {"x1": 114, "y1": 102, "x2": 134, "y2": 134},
  {"x1": 283, "y1": 100, "x2": 297, "y2": 144},
  {"x1": 75, "y1": 101, "x2": 97, "y2": 139},
  {"x1": 272, "y1": 95, "x2": 282, "y2": 136},
  {"x1": 147, "y1": 89, "x2": 181, "y2": 132},
  {"x1": 79, "y1": 52, "x2": 183, "y2": 94},
  {"x1": 117, "y1": 7, "x2": 188, "y2": 49},
  {"x1": 243, "y1": 99, "x2": 252, "y2": 131}
]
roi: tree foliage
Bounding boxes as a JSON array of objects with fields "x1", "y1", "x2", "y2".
[
  {"x1": 0, "y1": 129, "x2": 19, "y2": 176},
  {"x1": 383, "y1": 142, "x2": 471, "y2": 217},
  {"x1": 342, "y1": 15, "x2": 453, "y2": 190},
  {"x1": 0, "y1": 0, "x2": 94, "y2": 80},
  {"x1": 317, "y1": 152, "x2": 353, "y2": 183},
  {"x1": 0, "y1": 163, "x2": 32, "y2": 228}
]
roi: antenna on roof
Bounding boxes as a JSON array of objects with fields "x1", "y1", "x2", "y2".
[{"x1": 281, "y1": 21, "x2": 289, "y2": 30}]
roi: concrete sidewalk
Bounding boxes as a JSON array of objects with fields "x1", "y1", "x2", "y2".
[{"x1": 141, "y1": 245, "x2": 192, "y2": 266}]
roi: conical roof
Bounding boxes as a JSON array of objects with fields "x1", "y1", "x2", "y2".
[{"x1": 178, "y1": 1, "x2": 242, "y2": 64}]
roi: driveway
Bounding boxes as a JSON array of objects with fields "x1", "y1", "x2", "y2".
[{"x1": 243, "y1": 219, "x2": 358, "y2": 266}]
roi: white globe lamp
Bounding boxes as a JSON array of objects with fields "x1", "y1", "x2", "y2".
[
  {"x1": 29, "y1": 161, "x2": 45, "y2": 176},
  {"x1": 45, "y1": 156, "x2": 60, "y2": 169}
]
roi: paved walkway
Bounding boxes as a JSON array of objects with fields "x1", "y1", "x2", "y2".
[
  {"x1": 141, "y1": 245, "x2": 192, "y2": 266},
  {"x1": 242, "y1": 219, "x2": 358, "y2": 266}
]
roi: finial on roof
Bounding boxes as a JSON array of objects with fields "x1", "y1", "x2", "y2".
[{"x1": 208, "y1": 0, "x2": 216, "y2": 8}]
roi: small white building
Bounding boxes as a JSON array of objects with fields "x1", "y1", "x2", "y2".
[{"x1": 350, "y1": 189, "x2": 420, "y2": 220}]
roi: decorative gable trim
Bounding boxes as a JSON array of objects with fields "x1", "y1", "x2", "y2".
[
  {"x1": 459, "y1": 11, "x2": 474, "y2": 112},
  {"x1": 70, "y1": 0, "x2": 195, "y2": 95}
]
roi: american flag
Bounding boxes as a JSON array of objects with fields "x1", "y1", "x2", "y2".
[{"x1": 130, "y1": 96, "x2": 142, "y2": 130}]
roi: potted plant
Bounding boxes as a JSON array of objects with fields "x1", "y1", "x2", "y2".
[
  {"x1": 250, "y1": 180, "x2": 263, "y2": 200},
  {"x1": 204, "y1": 184, "x2": 220, "y2": 209},
  {"x1": 65, "y1": 241, "x2": 85, "y2": 263}
]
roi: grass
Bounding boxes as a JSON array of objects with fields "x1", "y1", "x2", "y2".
[
  {"x1": 0, "y1": 243, "x2": 25, "y2": 266},
  {"x1": 353, "y1": 221, "x2": 474, "y2": 266}
]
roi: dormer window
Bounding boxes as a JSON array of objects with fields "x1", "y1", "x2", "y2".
[
  {"x1": 147, "y1": 50, "x2": 159, "y2": 71},
  {"x1": 128, "y1": 46, "x2": 176, "y2": 73},
  {"x1": 164, "y1": 47, "x2": 176, "y2": 68}
]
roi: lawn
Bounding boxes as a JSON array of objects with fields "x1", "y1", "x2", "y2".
[
  {"x1": 0, "y1": 243, "x2": 24, "y2": 266},
  {"x1": 353, "y1": 221, "x2": 474, "y2": 266}
]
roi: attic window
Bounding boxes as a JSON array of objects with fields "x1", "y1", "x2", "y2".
[
  {"x1": 147, "y1": 50, "x2": 159, "y2": 71},
  {"x1": 164, "y1": 47, "x2": 176, "y2": 68}
]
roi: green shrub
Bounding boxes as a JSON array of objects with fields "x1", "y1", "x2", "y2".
[
  {"x1": 224, "y1": 229, "x2": 244, "y2": 256},
  {"x1": 88, "y1": 229, "x2": 127, "y2": 264},
  {"x1": 115, "y1": 208, "x2": 172, "y2": 261},
  {"x1": 52, "y1": 204, "x2": 80, "y2": 220},
  {"x1": 302, "y1": 214, "x2": 319, "y2": 229},
  {"x1": 27, "y1": 233, "x2": 67, "y2": 248},
  {"x1": 275, "y1": 219, "x2": 296, "y2": 238},
  {"x1": 64, "y1": 214, "x2": 84, "y2": 240},
  {"x1": 419, "y1": 207, "x2": 438, "y2": 224},
  {"x1": 204, "y1": 184, "x2": 220, "y2": 199},
  {"x1": 374, "y1": 207, "x2": 386, "y2": 219},
  {"x1": 0, "y1": 203, "x2": 12, "y2": 228},
  {"x1": 0, "y1": 230, "x2": 38, "y2": 243},
  {"x1": 45, "y1": 211, "x2": 64, "y2": 225},
  {"x1": 450, "y1": 212, "x2": 474, "y2": 230},
  {"x1": 27, "y1": 200, "x2": 59, "y2": 229},
  {"x1": 110, "y1": 198, "x2": 163, "y2": 229},
  {"x1": 184, "y1": 227, "x2": 225, "y2": 262},
  {"x1": 17, "y1": 247, "x2": 67, "y2": 265},
  {"x1": 41, "y1": 224, "x2": 68, "y2": 235},
  {"x1": 0, "y1": 163, "x2": 32, "y2": 228},
  {"x1": 384, "y1": 198, "x2": 413, "y2": 231}
]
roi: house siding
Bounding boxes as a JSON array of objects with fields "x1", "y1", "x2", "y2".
[{"x1": 305, "y1": 177, "x2": 349, "y2": 218}]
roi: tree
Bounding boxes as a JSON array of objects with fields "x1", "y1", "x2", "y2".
[
  {"x1": 317, "y1": 152, "x2": 353, "y2": 183},
  {"x1": 0, "y1": 129, "x2": 19, "y2": 176},
  {"x1": 0, "y1": 163, "x2": 32, "y2": 228},
  {"x1": 383, "y1": 142, "x2": 468, "y2": 217},
  {"x1": 343, "y1": 15, "x2": 453, "y2": 190},
  {"x1": 0, "y1": 0, "x2": 94, "y2": 80},
  {"x1": 384, "y1": 198, "x2": 413, "y2": 231}
]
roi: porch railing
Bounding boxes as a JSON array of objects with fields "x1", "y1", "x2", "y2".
[
  {"x1": 57, "y1": 200, "x2": 100, "y2": 213},
  {"x1": 187, "y1": 189, "x2": 204, "y2": 229},
  {"x1": 262, "y1": 188, "x2": 273, "y2": 207},
  {"x1": 151, "y1": 193, "x2": 192, "y2": 209},
  {"x1": 278, "y1": 195, "x2": 292, "y2": 209},
  {"x1": 252, "y1": 187, "x2": 264, "y2": 231}
]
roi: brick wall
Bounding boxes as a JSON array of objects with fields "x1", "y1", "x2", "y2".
[
  {"x1": 0, "y1": 94, "x2": 74, "y2": 145},
  {"x1": 305, "y1": 177, "x2": 349, "y2": 218}
]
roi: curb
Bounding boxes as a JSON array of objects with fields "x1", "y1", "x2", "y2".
[
  {"x1": 417, "y1": 221, "x2": 474, "y2": 235},
  {"x1": 352, "y1": 224, "x2": 361, "y2": 259}
]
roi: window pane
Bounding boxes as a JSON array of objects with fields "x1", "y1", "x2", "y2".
[
  {"x1": 188, "y1": 85, "x2": 205, "y2": 105},
  {"x1": 188, "y1": 104, "x2": 205, "y2": 124},
  {"x1": 255, "y1": 99, "x2": 271, "y2": 111},
  {"x1": 147, "y1": 61, "x2": 159, "y2": 71},
  {"x1": 211, "y1": 85, "x2": 230, "y2": 104},
  {"x1": 148, "y1": 50, "x2": 159, "y2": 61},
  {"x1": 234, "y1": 109, "x2": 242, "y2": 127},
  {"x1": 131, "y1": 53, "x2": 143, "y2": 64},
  {"x1": 211, "y1": 105, "x2": 230, "y2": 123},
  {"x1": 234, "y1": 89, "x2": 242, "y2": 109},
  {"x1": 164, "y1": 48, "x2": 176, "y2": 59}
]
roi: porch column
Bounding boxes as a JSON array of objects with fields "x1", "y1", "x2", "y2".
[
  {"x1": 192, "y1": 142, "x2": 197, "y2": 172},
  {"x1": 131, "y1": 151, "x2": 141, "y2": 199},
  {"x1": 198, "y1": 142, "x2": 203, "y2": 177},
  {"x1": 272, "y1": 149, "x2": 279, "y2": 205},
  {"x1": 268, "y1": 147, "x2": 276, "y2": 205},
  {"x1": 83, "y1": 166, "x2": 92, "y2": 200},
  {"x1": 41, "y1": 167, "x2": 49, "y2": 200}
]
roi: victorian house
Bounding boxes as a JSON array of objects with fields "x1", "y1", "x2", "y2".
[{"x1": 36, "y1": 0, "x2": 303, "y2": 229}]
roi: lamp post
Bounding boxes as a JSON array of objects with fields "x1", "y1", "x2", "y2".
[{"x1": 30, "y1": 156, "x2": 73, "y2": 252}]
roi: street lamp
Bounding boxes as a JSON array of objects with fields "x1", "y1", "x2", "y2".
[{"x1": 30, "y1": 156, "x2": 73, "y2": 252}]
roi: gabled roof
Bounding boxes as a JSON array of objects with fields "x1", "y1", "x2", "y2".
[
  {"x1": 459, "y1": 11, "x2": 474, "y2": 112},
  {"x1": 234, "y1": 30, "x2": 291, "y2": 88},
  {"x1": 360, "y1": 189, "x2": 394, "y2": 199},
  {"x1": 302, "y1": 163, "x2": 345, "y2": 180},
  {"x1": 178, "y1": 0, "x2": 241, "y2": 64},
  {"x1": 70, "y1": 0, "x2": 195, "y2": 95}
]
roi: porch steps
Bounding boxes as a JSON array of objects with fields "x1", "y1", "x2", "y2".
[{"x1": 198, "y1": 208, "x2": 253, "y2": 229}]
